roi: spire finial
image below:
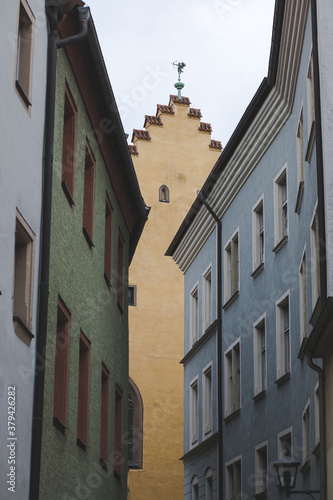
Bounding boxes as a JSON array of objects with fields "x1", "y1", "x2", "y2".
[{"x1": 172, "y1": 61, "x2": 186, "y2": 99}]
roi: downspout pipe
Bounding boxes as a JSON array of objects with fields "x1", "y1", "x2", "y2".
[
  {"x1": 29, "y1": 5, "x2": 90, "y2": 500},
  {"x1": 306, "y1": 356, "x2": 326, "y2": 500},
  {"x1": 202, "y1": 198, "x2": 223, "y2": 500}
]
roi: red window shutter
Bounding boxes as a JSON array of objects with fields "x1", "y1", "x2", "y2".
[
  {"x1": 117, "y1": 233, "x2": 124, "y2": 309},
  {"x1": 62, "y1": 87, "x2": 76, "y2": 196},
  {"x1": 100, "y1": 364, "x2": 110, "y2": 465},
  {"x1": 77, "y1": 331, "x2": 90, "y2": 449},
  {"x1": 83, "y1": 143, "x2": 95, "y2": 240},
  {"x1": 114, "y1": 385, "x2": 123, "y2": 475},
  {"x1": 104, "y1": 197, "x2": 112, "y2": 284},
  {"x1": 53, "y1": 299, "x2": 70, "y2": 433}
]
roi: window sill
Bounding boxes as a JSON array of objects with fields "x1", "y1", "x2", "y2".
[
  {"x1": 61, "y1": 181, "x2": 75, "y2": 207},
  {"x1": 272, "y1": 235, "x2": 288, "y2": 254},
  {"x1": 254, "y1": 489, "x2": 267, "y2": 499},
  {"x1": 15, "y1": 79, "x2": 31, "y2": 107},
  {"x1": 224, "y1": 407, "x2": 241, "y2": 423},
  {"x1": 83, "y1": 227, "x2": 95, "y2": 249},
  {"x1": 251, "y1": 262, "x2": 264, "y2": 278},
  {"x1": 53, "y1": 417, "x2": 69, "y2": 435},
  {"x1": 295, "y1": 180, "x2": 304, "y2": 215},
  {"x1": 223, "y1": 290, "x2": 239, "y2": 311},
  {"x1": 305, "y1": 121, "x2": 315, "y2": 163},
  {"x1": 300, "y1": 460, "x2": 310, "y2": 476},
  {"x1": 274, "y1": 371, "x2": 290, "y2": 386},
  {"x1": 13, "y1": 316, "x2": 34, "y2": 347},
  {"x1": 77, "y1": 438, "x2": 89, "y2": 451},
  {"x1": 253, "y1": 389, "x2": 267, "y2": 403},
  {"x1": 104, "y1": 273, "x2": 112, "y2": 290}
]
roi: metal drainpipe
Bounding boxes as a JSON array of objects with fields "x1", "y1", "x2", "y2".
[
  {"x1": 29, "y1": 5, "x2": 90, "y2": 499},
  {"x1": 202, "y1": 199, "x2": 223, "y2": 499},
  {"x1": 306, "y1": 356, "x2": 327, "y2": 500}
]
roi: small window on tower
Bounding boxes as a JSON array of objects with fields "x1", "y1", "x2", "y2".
[{"x1": 159, "y1": 185, "x2": 170, "y2": 203}]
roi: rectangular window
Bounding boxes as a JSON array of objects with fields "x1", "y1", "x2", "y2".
[
  {"x1": 276, "y1": 292, "x2": 290, "y2": 381},
  {"x1": 307, "y1": 51, "x2": 315, "y2": 138},
  {"x1": 302, "y1": 402, "x2": 311, "y2": 466},
  {"x1": 104, "y1": 195, "x2": 112, "y2": 288},
  {"x1": 299, "y1": 250, "x2": 308, "y2": 343},
  {"x1": 77, "y1": 331, "x2": 90, "y2": 451},
  {"x1": 61, "y1": 86, "x2": 76, "y2": 204},
  {"x1": 205, "y1": 470, "x2": 213, "y2": 500},
  {"x1": 296, "y1": 108, "x2": 304, "y2": 213},
  {"x1": 128, "y1": 285, "x2": 137, "y2": 306},
  {"x1": 278, "y1": 428, "x2": 292, "y2": 459},
  {"x1": 315, "y1": 383, "x2": 320, "y2": 448},
  {"x1": 253, "y1": 315, "x2": 266, "y2": 398},
  {"x1": 203, "y1": 364, "x2": 212, "y2": 435},
  {"x1": 82, "y1": 142, "x2": 95, "y2": 248},
  {"x1": 203, "y1": 267, "x2": 212, "y2": 331},
  {"x1": 224, "y1": 230, "x2": 239, "y2": 304},
  {"x1": 53, "y1": 298, "x2": 70, "y2": 434},
  {"x1": 225, "y1": 340, "x2": 240, "y2": 417},
  {"x1": 117, "y1": 232, "x2": 124, "y2": 310},
  {"x1": 15, "y1": 0, "x2": 35, "y2": 106},
  {"x1": 310, "y1": 207, "x2": 320, "y2": 311},
  {"x1": 190, "y1": 284, "x2": 199, "y2": 346},
  {"x1": 252, "y1": 198, "x2": 264, "y2": 273},
  {"x1": 226, "y1": 457, "x2": 242, "y2": 500},
  {"x1": 190, "y1": 378, "x2": 199, "y2": 445},
  {"x1": 100, "y1": 364, "x2": 110, "y2": 468},
  {"x1": 12, "y1": 210, "x2": 35, "y2": 344},
  {"x1": 274, "y1": 166, "x2": 288, "y2": 250},
  {"x1": 114, "y1": 385, "x2": 123, "y2": 476},
  {"x1": 255, "y1": 442, "x2": 268, "y2": 496}
]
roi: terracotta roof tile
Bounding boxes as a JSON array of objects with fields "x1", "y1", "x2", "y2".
[
  {"x1": 169, "y1": 95, "x2": 191, "y2": 106},
  {"x1": 199, "y1": 122, "x2": 212, "y2": 133},
  {"x1": 188, "y1": 108, "x2": 202, "y2": 119},
  {"x1": 157, "y1": 104, "x2": 174, "y2": 115},
  {"x1": 128, "y1": 145, "x2": 139, "y2": 155},
  {"x1": 132, "y1": 129, "x2": 151, "y2": 142},
  {"x1": 144, "y1": 115, "x2": 163, "y2": 126},
  {"x1": 209, "y1": 140, "x2": 222, "y2": 150}
]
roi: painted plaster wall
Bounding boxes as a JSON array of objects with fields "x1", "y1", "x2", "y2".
[
  {"x1": 128, "y1": 102, "x2": 220, "y2": 500},
  {"x1": 184, "y1": 447, "x2": 218, "y2": 500},
  {"x1": 38, "y1": 51, "x2": 130, "y2": 500},
  {"x1": 317, "y1": 0, "x2": 333, "y2": 297},
  {"x1": 0, "y1": 2, "x2": 47, "y2": 498}
]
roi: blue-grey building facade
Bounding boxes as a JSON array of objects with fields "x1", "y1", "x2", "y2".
[{"x1": 167, "y1": 0, "x2": 329, "y2": 498}]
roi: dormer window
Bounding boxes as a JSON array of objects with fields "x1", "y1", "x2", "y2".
[{"x1": 159, "y1": 185, "x2": 170, "y2": 203}]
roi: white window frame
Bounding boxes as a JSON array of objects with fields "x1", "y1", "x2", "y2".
[
  {"x1": 302, "y1": 401, "x2": 311, "y2": 466},
  {"x1": 190, "y1": 377, "x2": 199, "y2": 446},
  {"x1": 306, "y1": 49, "x2": 315, "y2": 139},
  {"x1": 226, "y1": 455, "x2": 242, "y2": 500},
  {"x1": 224, "y1": 339, "x2": 241, "y2": 417},
  {"x1": 202, "y1": 362, "x2": 212, "y2": 437},
  {"x1": 314, "y1": 382, "x2": 320, "y2": 447},
  {"x1": 253, "y1": 314, "x2": 266, "y2": 397},
  {"x1": 15, "y1": 0, "x2": 35, "y2": 107},
  {"x1": 252, "y1": 196, "x2": 264, "y2": 274},
  {"x1": 278, "y1": 427, "x2": 293, "y2": 459},
  {"x1": 190, "y1": 283, "x2": 199, "y2": 346},
  {"x1": 310, "y1": 205, "x2": 320, "y2": 311},
  {"x1": 202, "y1": 265, "x2": 212, "y2": 332},
  {"x1": 299, "y1": 247, "x2": 308, "y2": 343},
  {"x1": 274, "y1": 165, "x2": 288, "y2": 249},
  {"x1": 205, "y1": 468, "x2": 213, "y2": 500},
  {"x1": 191, "y1": 475, "x2": 199, "y2": 500},
  {"x1": 276, "y1": 291, "x2": 291, "y2": 381},
  {"x1": 224, "y1": 228, "x2": 239, "y2": 304},
  {"x1": 255, "y1": 441, "x2": 268, "y2": 496},
  {"x1": 296, "y1": 106, "x2": 304, "y2": 185}
]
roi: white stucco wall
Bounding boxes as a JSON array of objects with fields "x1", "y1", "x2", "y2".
[
  {"x1": 0, "y1": 1, "x2": 47, "y2": 498},
  {"x1": 317, "y1": 0, "x2": 333, "y2": 296}
]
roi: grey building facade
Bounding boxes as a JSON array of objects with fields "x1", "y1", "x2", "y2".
[{"x1": 167, "y1": 0, "x2": 330, "y2": 498}]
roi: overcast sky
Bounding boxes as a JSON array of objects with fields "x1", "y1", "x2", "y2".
[{"x1": 87, "y1": 0, "x2": 276, "y2": 147}]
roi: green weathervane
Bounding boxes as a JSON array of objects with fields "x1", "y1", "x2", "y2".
[{"x1": 173, "y1": 61, "x2": 186, "y2": 99}]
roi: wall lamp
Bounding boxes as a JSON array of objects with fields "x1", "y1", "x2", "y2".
[{"x1": 274, "y1": 456, "x2": 320, "y2": 499}]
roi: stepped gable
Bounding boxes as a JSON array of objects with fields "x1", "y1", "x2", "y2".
[
  {"x1": 169, "y1": 94, "x2": 191, "y2": 106},
  {"x1": 157, "y1": 104, "x2": 174, "y2": 115},
  {"x1": 132, "y1": 129, "x2": 151, "y2": 142},
  {"x1": 144, "y1": 115, "x2": 163, "y2": 127},
  {"x1": 209, "y1": 140, "x2": 222, "y2": 151},
  {"x1": 199, "y1": 122, "x2": 212, "y2": 133},
  {"x1": 188, "y1": 108, "x2": 202, "y2": 119},
  {"x1": 128, "y1": 145, "x2": 138, "y2": 155}
]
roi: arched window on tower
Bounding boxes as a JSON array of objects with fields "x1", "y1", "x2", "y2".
[
  {"x1": 159, "y1": 185, "x2": 170, "y2": 203},
  {"x1": 128, "y1": 378, "x2": 143, "y2": 469}
]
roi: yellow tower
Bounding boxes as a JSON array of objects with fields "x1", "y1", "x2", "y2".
[{"x1": 127, "y1": 93, "x2": 221, "y2": 500}]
